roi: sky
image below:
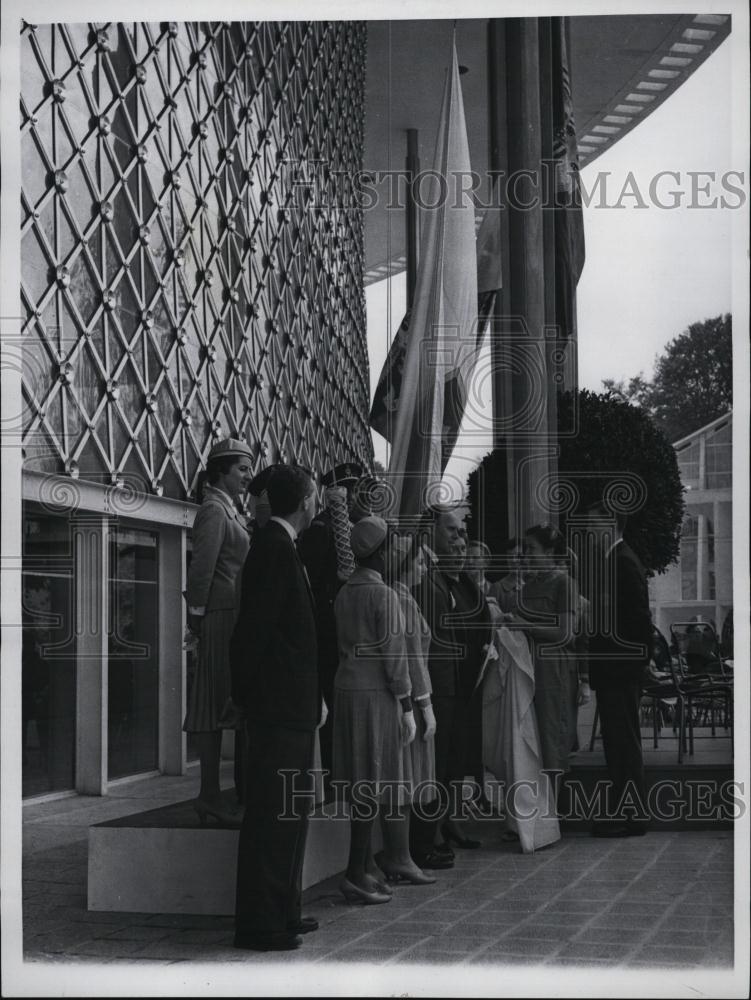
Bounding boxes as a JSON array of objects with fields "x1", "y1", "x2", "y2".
[{"x1": 365, "y1": 36, "x2": 735, "y2": 489}]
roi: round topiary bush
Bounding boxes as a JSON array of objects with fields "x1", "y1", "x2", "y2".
[{"x1": 467, "y1": 389, "x2": 685, "y2": 575}]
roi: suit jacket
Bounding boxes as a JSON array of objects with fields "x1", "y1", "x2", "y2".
[
  {"x1": 589, "y1": 539, "x2": 652, "y2": 690},
  {"x1": 230, "y1": 520, "x2": 320, "y2": 731},
  {"x1": 415, "y1": 563, "x2": 461, "y2": 698},
  {"x1": 448, "y1": 573, "x2": 492, "y2": 700},
  {"x1": 298, "y1": 508, "x2": 340, "y2": 669},
  {"x1": 186, "y1": 486, "x2": 250, "y2": 613}
]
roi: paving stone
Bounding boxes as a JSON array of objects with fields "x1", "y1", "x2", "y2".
[
  {"x1": 628, "y1": 944, "x2": 710, "y2": 965},
  {"x1": 570, "y1": 925, "x2": 651, "y2": 945},
  {"x1": 104, "y1": 926, "x2": 190, "y2": 943},
  {"x1": 503, "y1": 924, "x2": 579, "y2": 943},
  {"x1": 64, "y1": 938, "x2": 149, "y2": 958}
]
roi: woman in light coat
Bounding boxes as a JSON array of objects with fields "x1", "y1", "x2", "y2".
[
  {"x1": 332, "y1": 517, "x2": 416, "y2": 904},
  {"x1": 184, "y1": 438, "x2": 252, "y2": 826}
]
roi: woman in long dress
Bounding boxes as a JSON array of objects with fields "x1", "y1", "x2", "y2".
[
  {"x1": 376, "y1": 534, "x2": 437, "y2": 885},
  {"x1": 183, "y1": 438, "x2": 252, "y2": 826},
  {"x1": 508, "y1": 524, "x2": 578, "y2": 776},
  {"x1": 332, "y1": 516, "x2": 416, "y2": 904},
  {"x1": 482, "y1": 523, "x2": 575, "y2": 853}
]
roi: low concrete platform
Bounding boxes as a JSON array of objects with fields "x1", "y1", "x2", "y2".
[{"x1": 88, "y1": 792, "x2": 361, "y2": 914}]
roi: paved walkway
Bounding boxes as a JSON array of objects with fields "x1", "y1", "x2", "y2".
[{"x1": 17, "y1": 768, "x2": 735, "y2": 976}]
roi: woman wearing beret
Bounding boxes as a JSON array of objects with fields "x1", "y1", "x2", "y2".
[
  {"x1": 332, "y1": 516, "x2": 417, "y2": 904},
  {"x1": 184, "y1": 438, "x2": 252, "y2": 826}
]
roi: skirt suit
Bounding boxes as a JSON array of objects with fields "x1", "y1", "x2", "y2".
[
  {"x1": 332, "y1": 567, "x2": 412, "y2": 802},
  {"x1": 183, "y1": 485, "x2": 250, "y2": 733},
  {"x1": 517, "y1": 569, "x2": 577, "y2": 774},
  {"x1": 393, "y1": 581, "x2": 435, "y2": 790}
]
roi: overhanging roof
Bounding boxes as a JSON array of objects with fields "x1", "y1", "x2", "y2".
[{"x1": 363, "y1": 13, "x2": 731, "y2": 283}]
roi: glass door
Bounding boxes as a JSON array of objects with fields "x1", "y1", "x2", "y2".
[
  {"x1": 108, "y1": 526, "x2": 159, "y2": 779},
  {"x1": 22, "y1": 506, "x2": 76, "y2": 798}
]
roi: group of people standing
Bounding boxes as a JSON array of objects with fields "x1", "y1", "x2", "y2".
[{"x1": 182, "y1": 441, "x2": 653, "y2": 953}]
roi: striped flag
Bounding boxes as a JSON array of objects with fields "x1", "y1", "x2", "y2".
[
  {"x1": 370, "y1": 207, "x2": 502, "y2": 468},
  {"x1": 383, "y1": 39, "x2": 479, "y2": 517},
  {"x1": 552, "y1": 16, "x2": 585, "y2": 340}
]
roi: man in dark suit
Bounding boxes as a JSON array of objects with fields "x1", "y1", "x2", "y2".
[
  {"x1": 410, "y1": 505, "x2": 477, "y2": 869},
  {"x1": 587, "y1": 502, "x2": 652, "y2": 837},
  {"x1": 230, "y1": 465, "x2": 321, "y2": 951}
]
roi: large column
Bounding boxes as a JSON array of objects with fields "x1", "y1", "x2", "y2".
[
  {"x1": 488, "y1": 17, "x2": 557, "y2": 537},
  {"x1": 74, "y1": 514, "x2": 109, "y2": 795},
  {"x1": 159, "y1": 524, "x2": 187, "y2": 775}
]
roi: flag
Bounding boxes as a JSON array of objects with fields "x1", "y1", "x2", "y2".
[
  {"x1": 384, "y1": 39, "x2": 479, "y2": 516},
  {"x1": 370, "y1": 208, "x2": 502, "y2": 461},
  {"x1": 552, "y1": 16, "x2": 585, "y2": 340}
]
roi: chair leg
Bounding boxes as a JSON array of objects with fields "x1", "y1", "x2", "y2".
[
  {"x1": 677, "y1": 698, "x2": 684, "y2": 765},
  {"x1": 688, "y1": 697, "x2": 695, "y2": 756},
  {"x1": 652, "y1": 700, "x2": 658, "y2": 749}
]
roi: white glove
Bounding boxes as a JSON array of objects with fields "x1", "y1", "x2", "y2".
[
  {"x1": 421, "y1": 704, "x2": 436, "y2": 741},
  {"x1": 577, "y1": 682, "x2": 592, "y2": 706},
  {"x1": 401, "y1": 710, "x2": 417, "y2": 745},
  {"x1": 318, "y1": 698, "x2": 329, "y2": 729}
]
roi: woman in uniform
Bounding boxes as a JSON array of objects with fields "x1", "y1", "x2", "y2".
[{"x1": 184, "y1": 438, "x2": 252, "y2": 826}]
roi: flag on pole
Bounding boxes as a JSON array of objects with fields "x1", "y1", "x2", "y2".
[
  {"x1": 381, "y1": 39, "x2": 479, "y2": 517},
  {"x1": 552, "y1": 16, "x2": 585, "y2": 340},
  {"x1": 370, "y1": 206, "x2": 502, "y2": 453}
]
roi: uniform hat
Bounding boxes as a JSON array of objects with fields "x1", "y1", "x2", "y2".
[
  {"x1": 207, "y1": 437, "x2": 253, "y2": 463},
  {"x1": 322, "y1": 462, "x2": 363, "y2": 488},
  {"x1": 350, "y1": 515, "x2": 388, "y2": 559}
]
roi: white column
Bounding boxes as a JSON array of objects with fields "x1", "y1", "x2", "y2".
[
  {"x1": 159, "y1": 524, "x2": 187, "y2": 775},
  {"x1": 74, "y1": 514, "x2": 109, "y2": 795},
  {"x1": 696, "y1": 513, "x2": 706, "y2": 603}
]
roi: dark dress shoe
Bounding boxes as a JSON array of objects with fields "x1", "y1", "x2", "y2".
[
  {"x1": 287, "y1": 916, "x2": 319, "y2": 934},
  {"x1": 413, "y1": 849, "x2": 455, "y2": 870},
  {"x1": 234, "y1": 932, "x2": 303, "y2": 952}
]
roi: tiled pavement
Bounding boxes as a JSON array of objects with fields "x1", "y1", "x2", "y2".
[{"x1": 17, "y1": 768, "x2": 735, "y2": 972}]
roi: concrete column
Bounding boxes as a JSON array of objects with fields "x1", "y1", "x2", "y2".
[
  {"x1": 159, "y1": 524, "x2": 187, "y2": 775},
  {"x1": 74, "y1": 514, "x2": 109, "y2": 795},
  {"x1": 488, "y1": 17, "x2": 556, "y2": 536}
]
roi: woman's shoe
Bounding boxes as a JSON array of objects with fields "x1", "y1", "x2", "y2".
[
  {"x1": 193, "y1": 798, "x2": 242, "y2": 829},
  {"x1": 340, "y1": 878, "x2": 392, "y2": 905},
  {"x1": 441, "y1": 822, "x2": 481, "y2": 849},
  {"x1": 377, "y1": 860, "x2": 437, "y2": 885}
]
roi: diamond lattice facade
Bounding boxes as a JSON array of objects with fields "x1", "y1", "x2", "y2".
[{"x1": 21, "y1": 20, "x2": 373, "y2": 498}]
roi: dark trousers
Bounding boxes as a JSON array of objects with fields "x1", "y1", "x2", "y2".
[
  {"x1": 235, "y1": 724, "x2": 315, "y2": 939},
  {"x1": 595, "y1": 680, "x2": 648, "y2": 826},
  {"x1": 410, "y1": 694, "x2": 468, "y2": 853}
]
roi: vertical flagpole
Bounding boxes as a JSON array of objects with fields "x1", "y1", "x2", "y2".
[{"x1": 405, "y1": 129, "x2": 420, "y2": 310}]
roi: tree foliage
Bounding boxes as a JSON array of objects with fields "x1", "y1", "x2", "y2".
[
  {"x1": 467, "y1": 390, "x2": 685, "y2": 575},
  {"x1": 602, "y1": 314, "x2": 732, "y2": 443}
]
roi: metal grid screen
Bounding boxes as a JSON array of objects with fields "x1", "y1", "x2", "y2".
[{"x1": 20, "y1": 20, "x2": 373, "y2": 499}]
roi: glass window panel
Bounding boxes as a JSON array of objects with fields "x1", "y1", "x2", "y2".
[
  {"x1": 22, "y1": 506, "x2": 76, "y2": 798},
  {"x1": 108, "y1": 526, "x2": 159, "y2": 779}
]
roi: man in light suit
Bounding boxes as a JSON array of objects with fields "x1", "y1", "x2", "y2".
[
  {"x1": 587, "y1": 501, "x2": 652, "y2": 837},
  {"x1": 230, "y1": 465, "x2": 321, "y2": 951}
]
